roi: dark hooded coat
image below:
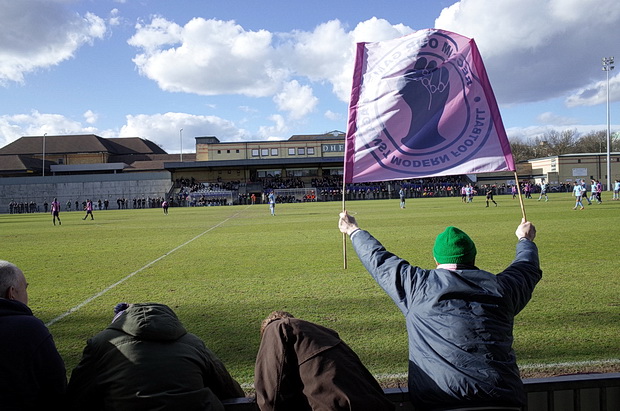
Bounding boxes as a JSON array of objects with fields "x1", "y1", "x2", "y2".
[{"x1": 67, "y1": 303, "x2": 243, "y2": 410}]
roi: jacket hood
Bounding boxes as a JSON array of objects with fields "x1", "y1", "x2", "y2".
[{"x1": 108, "y1": 303, "x2": 187, "y2": 341}]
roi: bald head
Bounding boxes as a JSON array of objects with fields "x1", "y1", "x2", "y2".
[{"x1": 0, "y1": 260, "x2": 28, "y2": 305}]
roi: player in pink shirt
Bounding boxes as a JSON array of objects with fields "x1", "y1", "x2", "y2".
[
  {"x1": 50, "y1": 198, "x2": 61, "y2": 226},
  {"x1": 82, "y1": 199, "x2": 94, "y2": 220}
]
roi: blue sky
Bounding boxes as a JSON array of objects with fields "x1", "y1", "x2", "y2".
[{"x1": 1, "y1": 0, "x2": 619, "y2": 153}]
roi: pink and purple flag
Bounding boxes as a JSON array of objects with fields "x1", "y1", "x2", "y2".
[{"x1": 344, "y1": 29, "x2": 515, "y2": 183}]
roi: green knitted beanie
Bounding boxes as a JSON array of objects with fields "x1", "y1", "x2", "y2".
[{"x1": 433, "y1": 226, "x2": 477, "y2": 264}]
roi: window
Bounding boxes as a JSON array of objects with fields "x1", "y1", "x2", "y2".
[
  {"x1": 297, "y1": 147, "x2": 305, "y2": 155},
  {"x1": 217, "y1": 150, "x2": 221, "y2": 154},
  {"x1": 288, "y1": 148, "x2": 295, "y2": 155},
  {"x1": 252, "y1": 149, "x2": 259, "y2": 157},
  {"x1": 258, "y1": 169, "x2": 282, "y2": 178},
  {"x1": 271, "y1": 148, "x2": 278, "y2": 156},
  {"x1": 261, "y1": 148, "x2": 269, "y2": 156},
  {"x1": 227, "y1": 150, "x2": 230, "y2": 153},
  {"x1": 307, "y1": 147, "x2": 315, "y2": 155},
  {"x1": 236, "y1": 149, "x2": 240, "y2": 153},
  {"x1": 289, "y1": 168, "x2": 318, "y2": 177}
]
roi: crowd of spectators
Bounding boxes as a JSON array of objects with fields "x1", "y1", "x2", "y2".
[
  {"x1": 175, "y1": 177, "x2": 200, "y2": 191},
  {"x1": 261, "y1": 177, "x2": 305, "y2": 190},
  {"x1": 8, "y1": 197, "x2": 176, "y2": 214},
  {"x1": 8, "y1": 201, "x2": 39, "y2": 214},
  {"x1": 271, "y1": 194, "x2": 297, "y2": 204},
  {"x1": 5, "y1": 177, "x2": 577, "y2": 214},
  {"x1": 190, "y1": 196, "x2": 229, "y2": 207},
  {"x1": 311, "y1": 176, "x2": 342, "y2": 188},
  {"x1": 195, "y1": 181, "x2": 241, "y2": 192},
  {"x1": 127, "y1": 197, "x2": 169, "y2": 209}
]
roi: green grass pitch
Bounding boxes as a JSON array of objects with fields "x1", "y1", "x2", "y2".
[{"x1": 1, "y1": 192, "x2": 619, "y2": 387}]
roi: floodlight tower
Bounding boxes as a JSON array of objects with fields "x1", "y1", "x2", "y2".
[
  {"x1": 179, "y1": 128, "x2": 184, "y2": 162},
  {"x1": 602, "y1": 57, "x2": 614, "y2": 191},
  {"x1": 42, "y1": 133, "x2": 47, "y2": 177}
]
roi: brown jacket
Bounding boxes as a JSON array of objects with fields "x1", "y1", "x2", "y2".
[{"x1": 254, "y1": 317, "x2": 393, "y2": 411}]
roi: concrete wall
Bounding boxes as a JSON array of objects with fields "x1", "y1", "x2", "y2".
[{"x1": 0, "y1": 172, "x2": 173, "y2": 213}]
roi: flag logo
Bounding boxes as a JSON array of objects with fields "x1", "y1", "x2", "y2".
[{"x1": 345, "y1": 30, "x2": 514, "y2": 183}]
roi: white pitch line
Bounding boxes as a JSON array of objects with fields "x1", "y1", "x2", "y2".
[
  {"x1": 519, "y1": 358, "x2": 620, "y2": 371},
  {"x1": 372, "y1": 358, "x2": 620, "y2": 381},
  {"x1": 46, "y1": 208, "x2": 248, "y2": 327}
]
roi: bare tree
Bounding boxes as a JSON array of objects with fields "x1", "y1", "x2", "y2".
[
  {"x1": 535, "y1": 129, "x2": 579, "y2": 156},
  {"x1": 509, "y1": 140, "x2": 536, "y2": 163},
  {"x1": 509, "y1": 128, "x2": 616, "y2": 162},
  {"x1": 575, "y1": 130, "x2": 607, "y2": 153}
]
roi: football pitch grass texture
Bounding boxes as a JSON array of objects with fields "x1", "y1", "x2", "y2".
[{"x1": 1, "y1": 192, "x2": 619, "y2": 388}]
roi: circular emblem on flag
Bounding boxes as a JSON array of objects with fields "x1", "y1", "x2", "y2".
[{"x1": 356, "y1": 30, "x2": 497, "y2": 177}]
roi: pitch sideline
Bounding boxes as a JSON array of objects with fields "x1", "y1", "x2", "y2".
[
  {"x1": 45, "y1": 206, "x2": 251, "y2": 327},
  {"x1": 371, "y1": 358, "x2": 620, "y2": 382}
]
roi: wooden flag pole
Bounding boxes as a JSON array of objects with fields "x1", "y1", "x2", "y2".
[
  {"x1": 514, "y1": 171, "x2": 527, "y2": 222},
  {"x1": 342, "y1": 180, "x2": 348, "y2": 269}
]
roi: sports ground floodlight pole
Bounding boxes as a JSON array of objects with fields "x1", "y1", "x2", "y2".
[
  {"x1": 42, "y1": 133, "x2": 47, "y2": 177},
  {"x1": 602, "y1": 57, "x2": 614, "y2": 191},
  {"x1": 179, "y1": 128, "x2": 184, "y2": 162},
  {"x1": 342, "y1": 179, "x2": 348, "y2": 269}
]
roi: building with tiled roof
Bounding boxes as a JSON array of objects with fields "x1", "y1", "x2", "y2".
[{"x1": 0, "y1": 134, "x2": 174, "y2": 177}]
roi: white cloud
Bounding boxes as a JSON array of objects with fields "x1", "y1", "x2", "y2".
[
  {"x1": 128, "y1": 18, "x2": 284, "y2": 97},
  {"x1": 0, "y1": 1, "x2": 106, "y2": 85},
  {"x1": 0, "y1": 111, "x2": 92, "y2": 147},
  {"x1": 109, "y1": 8, "x2": 122, "y2": 27},
  {"x1": 536, "y1": 112, "x2": 578, "y2": 126},
  {"x1": 119, "y1": 112, "x2": 251, "y2": 150},
  {"x1": 273, "y1": 80, "x2": 318, "y2": 120},
  {"x1": 324, "y1": 110, "x2": 342, "y2": 121},
  {"x1": 124, "y1": 5, "x2": 620, "y2": 130},
  {"x1": 239, "y1": 106, "x2": 258, "y2": 113},
  {"x1": 0, "y1": 110, "x2": 254, "y2": 152},
  {"x1": 284, "y1": 18, "x2": 413, "y2": 102},
  {"x1": 566, "y1": 74, "x2": 620, "y2": 107},
  {"x1": 127, "y1": 16, "x2": 414, "y2": 106},
  {"x1": 5, "y1": 2, "x2": 620, "y2": 147},
  {"x1": 257, "y1": 115, "x2": 288, "y2": 140},
  {"x1": 434, "y1": 0, "x2": 620, "y2": 105},
  {"x1": 83, "y1": 110, "x2": 98, "y2": 125},
  {"x1": 129, "y1": 17, "x2": 183, "y2": 53}
]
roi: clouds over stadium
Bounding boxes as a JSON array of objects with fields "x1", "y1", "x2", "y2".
[
  {"x1": 1, "y1": 0, "x2": 619, "y2": 150},
  {"x1": 0, "y1": 0, "x2": 106, "y2": 85}
]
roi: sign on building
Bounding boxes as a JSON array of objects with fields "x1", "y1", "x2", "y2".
[{"x1": 572, "y1": 168, "x2": 587, "y2": 177}]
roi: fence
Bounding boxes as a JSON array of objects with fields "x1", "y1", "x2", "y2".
[
  {"x1": 220, "y1": 373, "x2": 620, "y2": 411},
  {"x1": 0, "y1": 172, "x2": 172, "y2": 213}
]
